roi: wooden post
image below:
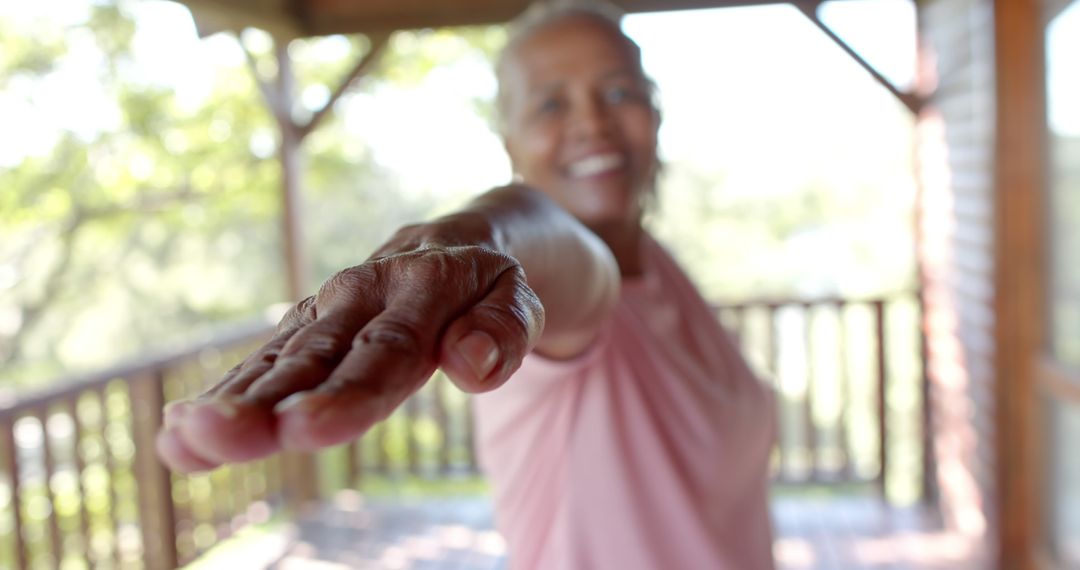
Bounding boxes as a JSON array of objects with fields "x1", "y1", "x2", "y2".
[
  {"x1": 992, "y1": 1, "x2": 1046, "y2": 567},
  {"x1": 274, "y1": 42, "x2": 308, "y2": 303},
  {"x1": 131, "y1": 374, "x2": 180, "y2": 570},
  {"x1": 268, "y1": 39, "x2": 322, "y2": 511},
  {"x1": 916, "y1": 287, "x2": 937, "y2": 506},
  {"x1": 911, "y1": 5, "x2": 938, "y2": 508}
]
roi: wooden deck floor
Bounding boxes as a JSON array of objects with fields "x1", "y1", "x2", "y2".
[{"x1": 190, "y1": 491, "x2": 981, "y2": 569}]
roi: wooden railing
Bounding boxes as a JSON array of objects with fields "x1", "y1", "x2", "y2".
[
  {"x1": 716, "y1": 293, "x2": 925, "y2": 494},
  {"x1": 0, "y1": 320, "x2": 279, "y2": 569},
  {"x1": 0, "y1": 293, "x2": 925, "y2": 569}
]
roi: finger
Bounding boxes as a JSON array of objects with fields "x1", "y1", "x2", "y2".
[
  {"x1": 439, "y1": 266, "x2": 545, "y2": 393},
  {"x1": 171, "y1": 308, "x2": 375, "y2": 465},
  {"x1": 242, "y1": 302, "x2": 378, "y2": 404},
  {"x1": 156, "y1": 426, "x2": 220, "y2": 473},
  {"x1": 157, "y1": 298, "x2": 316, "y2": 469},
  {"x1": 172, "y1": 399, "x2": 280, "y2": 464},
  {"x1": 274, "y1": 312, "x2": 441, "y2": 451},
  {"x1": 198, "y1": 296, "x2": 317, "y2": 400},
  {"x1": 273, "y1": 262, "x2": 476, "y2": 451}
]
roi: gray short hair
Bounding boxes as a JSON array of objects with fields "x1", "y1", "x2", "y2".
[{"x1": 494, "y1": 0, "x2": 656, "y2": 134}]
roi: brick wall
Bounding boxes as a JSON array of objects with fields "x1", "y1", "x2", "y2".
[{"x1": 916, "y1": 0, "x2": 997, "y2": 560}]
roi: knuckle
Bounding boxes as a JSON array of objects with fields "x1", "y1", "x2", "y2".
[
  {"x1": 475, "y1": 300, "x2": 532, "y2": 341},
  {"x1": 355, "y1": 320, "x2": 424, "y2": 355},
  {"x1": 277, "y1": 296, "x2": 316, "y2": 332},
  {"x1": 256, "y1": 348, "x2": 281, "y2": 366},
  {"x1": 315, "y1": 266, "x2": 382, "y2": 313},
  {"x1": 321, "y1": 266, "x2": 378, "y2": 299},
  {"x1": 281, "y1": 333, "x2": 348, "y2": 368}
]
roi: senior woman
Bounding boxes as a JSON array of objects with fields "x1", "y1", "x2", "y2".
[{"x1": 157, "y1": 3, "x2": 776, "y2": 568}]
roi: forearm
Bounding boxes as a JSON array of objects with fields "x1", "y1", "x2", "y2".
[{"x1": 429, "y1": 185, "x2": 620, "y2": 357}]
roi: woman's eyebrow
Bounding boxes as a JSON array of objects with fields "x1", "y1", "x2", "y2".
[
  {"x1": 528, "y1": 81, "x2": 565, "y2": 100},
  {"x1": 599, "y1": 69, "x2": 639, "y2": 81}
]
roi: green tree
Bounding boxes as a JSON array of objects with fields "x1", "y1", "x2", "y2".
[{"x1": 0, "y1": 0, "x2": 505, "y2": 386}]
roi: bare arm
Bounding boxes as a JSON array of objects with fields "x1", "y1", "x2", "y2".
[
  {"x1": 447, "y1": 185, "x2": 619, "y2": 358},
  {"x1": 156, "y1": 184, "x2": 618, "y2": 473}
]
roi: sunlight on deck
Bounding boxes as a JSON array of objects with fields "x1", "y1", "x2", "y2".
[{"x1": 187, "y1": 491, "x2": 979, "y2": 570}]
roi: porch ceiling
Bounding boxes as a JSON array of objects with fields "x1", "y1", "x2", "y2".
[{"x1": 174, "y1": 0, "x2": 827, "y2": 38}]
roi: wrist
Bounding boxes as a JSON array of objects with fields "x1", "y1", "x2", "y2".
[{"x1": 424, "y1": 210, "x2": 504, "y2": 252}]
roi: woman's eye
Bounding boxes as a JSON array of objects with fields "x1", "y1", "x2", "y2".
[
  {"x1": 537, "y1": 98, "x2": 564, "y2": 115},
  {"x1": 605, "y1": 86, "x2": 630, "y2": 104}
]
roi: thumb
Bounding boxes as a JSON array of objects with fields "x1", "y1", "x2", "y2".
[{"x1": 439, "y1": 267, "x2": 544, "y2": 392}]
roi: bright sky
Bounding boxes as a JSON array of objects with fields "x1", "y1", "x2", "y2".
[
  {"x1": 1048, "y1": 1, "x2": 1080, "y2": 137},
  {"x1": 2, "y1": 0, "x2": 1078, "y2": 184},
  {"x1": 0, "y1": 0, "x2": 923, "y2": 188}
]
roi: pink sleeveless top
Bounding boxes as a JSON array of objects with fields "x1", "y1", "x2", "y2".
[{"x1": 473, "y1": 236, "x2": 776, "y2": 570}]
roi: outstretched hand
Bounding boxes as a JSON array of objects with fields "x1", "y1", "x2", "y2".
[{"x1": 156, "y1": 224, "x2": 545, "y2": 473}]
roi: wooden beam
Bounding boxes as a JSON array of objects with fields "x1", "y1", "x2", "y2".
[
  {"x1": 794, "y1": 1, "x2": 924, "y2": 115},
  {"x1": 179, "y1": 0, "x2": 863, "y2": 38},
  {"x1": 303, "y1": 0, "x2": 821, "y2": 36},
  {"x1": 179, "y1": 0, "x2": 302, "y2": 38},
  {"x1": 992, "y1": 0, "x2": 1046, "y2": 568},
  {"x1": 240, "y1": 41, "x2": 282, "y2": 120}
]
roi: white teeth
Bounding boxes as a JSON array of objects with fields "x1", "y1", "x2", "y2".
[{"x1": 568, "y1": 154, "x2": 624, "y2": 178}]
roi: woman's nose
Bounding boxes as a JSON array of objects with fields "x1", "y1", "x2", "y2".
[{"x1": 568, "y1": 95, "x2": 614, "y2": 141}]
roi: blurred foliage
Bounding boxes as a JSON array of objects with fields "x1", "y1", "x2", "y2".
[
  {"x1": 0, "y1": 1, "x2": 504, "y2": 386},
  {"x1": 0, "y1": 0, "x2": 917, "y2": 389}
]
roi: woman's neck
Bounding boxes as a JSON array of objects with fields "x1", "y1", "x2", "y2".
[{"x1": 591, "y1": 221, "x2": 644, "y2": 278}]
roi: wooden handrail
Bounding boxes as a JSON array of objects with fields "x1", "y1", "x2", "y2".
[{"x1": 0, "y1": 318, "x2": 275, "y2": 419}]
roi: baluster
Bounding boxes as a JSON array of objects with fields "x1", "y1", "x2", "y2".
[
  {"x1": 267, "y1": 454, "x2": 284, "y2": 507},
  {"x1": 802, "y1": 304, "x2": 818, "y2": 482},
  {"x1": 874, "y1": 300, "x2": 889, "y2": 497},
  {"x1": 405, "y1": 396, "x2": 421, "y2": 477},
  {"x1": 346, "y1": 438, "x2": 362, "y2": 489},
  {"x1": 132, "y1": 372, "x2": 180, "y2": 570},
  {"x1": 731, "y1": 304, "x2": 746, "y2": 348},
  {"x1": 2, "y1": 416, "x2": 28, "y2": 569},
  {"x1": 465, "y1": 398, "x2": 478, "y2": 475},
  {"x1": 433, "y1": 377, "x2": 451, "y2": 476},
  {"x1": 232, "y1": 461, "x2": 252, "y2": 527},
  {"x1": 68, "y1": 397, "x2": 92, "y2": 561},
  {"x1": 37, "y1": 409, "x2": 64, "y2": 567},
  {"x1": 766, "y1": 303, "x2": 786, "y2": 482},
  {"x1": 98, "y1": 386, "x2": 123, "y2": 567},
  {"x1": 834, "y1": 301, "x2": 853, "y2": 481},
  {"x1": 375, "y1": 419, "x2": 391, "y2": 477}
]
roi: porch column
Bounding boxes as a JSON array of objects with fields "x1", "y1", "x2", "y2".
[
  {"x1": 276, "y1": 42, "x2": 308, "y2": 302},
  {"x1": 992, "y1": 0, "x2": 1047, "y2": 568}
]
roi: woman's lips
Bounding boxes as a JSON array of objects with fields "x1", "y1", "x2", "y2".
[{"x1": 566, "y1": 153, "x2": 625, "y2": 178}]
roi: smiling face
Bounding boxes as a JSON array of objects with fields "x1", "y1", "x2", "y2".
[{"x1": 498, "y1": 13, "x2": 660, "y2": 231}]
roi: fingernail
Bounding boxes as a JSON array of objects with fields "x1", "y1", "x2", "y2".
[
  {"x1": 457, "y1": 331, "x2": 499, "y2": 380},
  {"x1": 202, "y1": 401, "x2": 239, "y2": 419},
  {"x1": 163, "y1": 402, "x2": 190, "y2": 428},
  {"x1": 274, "y1": 392, "x2": 314, "y2": 415}
]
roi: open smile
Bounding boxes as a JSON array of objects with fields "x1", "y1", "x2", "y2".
[{"x1": 566, "y1": 153, "x2": 625, "y2": 178}]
